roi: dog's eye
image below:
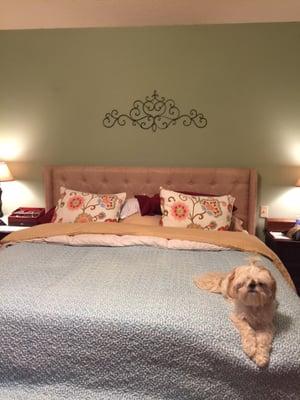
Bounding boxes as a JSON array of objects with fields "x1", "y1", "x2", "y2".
[{"x1": 258, "y1": 282, "x2": 265, "y2": 287}]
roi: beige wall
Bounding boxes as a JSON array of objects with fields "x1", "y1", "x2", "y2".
[{"x1": 0, "y1": 23, "x2": 300, "y2": 234}]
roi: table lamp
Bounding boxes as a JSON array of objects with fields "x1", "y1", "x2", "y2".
[
  {"x1": 296, "y1": 177, "x2": 300, "y2": 226},
  {"x1": 287, "y1": 178, "x2": 300, "y2": 240},
  {"x1": 0, "y1": 161, "x2": 14, "y2": 218}
]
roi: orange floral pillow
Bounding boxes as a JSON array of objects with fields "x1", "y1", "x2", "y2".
[
  {"x1": 160, "y1": 188, "x2": 235, "y2": 231},
  {"x1": 52, "y1": 187, "x2": 126, "y2": 223}
]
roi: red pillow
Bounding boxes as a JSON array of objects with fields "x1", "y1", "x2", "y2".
[
  {"x1": 135, "y1": 194, "x2": 161, "y2": 216},
  {"x1": 135, "y1": 191, "x2": 237, "y2": 216},
  {"x1": 37, "y1": 207, "x2": 55, "y2": 224}
]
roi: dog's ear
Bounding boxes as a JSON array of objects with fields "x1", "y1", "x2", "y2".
[
  {"x1": 258, "y1": 266, "x2": 277, "y2": 300},
  {"x1": 266, "y1": 269, "x2": 277, "y2": 299},
  {"x1": 225, "y1": 268, "x2": 237, "y2": 300}
]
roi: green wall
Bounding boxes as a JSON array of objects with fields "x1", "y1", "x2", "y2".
[{"x1": 1, "y1": 23, "x2": 300, "y2": 233}]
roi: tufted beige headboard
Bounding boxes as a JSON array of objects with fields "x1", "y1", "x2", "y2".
[{"x1": 44, "y1": 165, "x2": 257, "y2": 234}]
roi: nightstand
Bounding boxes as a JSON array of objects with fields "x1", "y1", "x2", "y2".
[
  {"x1": 0, "y1": 215, "x2": 29, "y2": 240},
  {"x1": 265, "y1": 218, "x2": 300, "y2": 295}
]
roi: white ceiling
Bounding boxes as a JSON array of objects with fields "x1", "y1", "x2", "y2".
[{"x1": 0, "y1": 0, "x2": 300, "y2": 30}]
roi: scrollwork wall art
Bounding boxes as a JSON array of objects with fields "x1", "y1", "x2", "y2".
[{"x1": 103, "y1": 90, "x2": 207, "y2": 132}]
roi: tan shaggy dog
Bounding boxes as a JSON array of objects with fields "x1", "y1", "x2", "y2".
[{"x1": 194, "y1": 258, "x2": 277, "y2": 368}]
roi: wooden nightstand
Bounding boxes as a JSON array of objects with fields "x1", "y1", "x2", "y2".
[{"x1": 265, "y1": 218, "x2": 300, "y2": 295}]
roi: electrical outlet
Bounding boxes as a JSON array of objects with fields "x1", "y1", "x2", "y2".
[{"x1": 260, "y1": 205, "x2": 269, "y2": 218}]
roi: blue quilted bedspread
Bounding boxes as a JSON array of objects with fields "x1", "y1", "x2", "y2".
[{"x1": 0, "y1": 242, "x2": 299, "y2": 399}]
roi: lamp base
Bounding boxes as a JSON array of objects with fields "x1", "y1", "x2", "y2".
[{"x1": 0, "y1": 186, "x2": 3, "y2": 218}]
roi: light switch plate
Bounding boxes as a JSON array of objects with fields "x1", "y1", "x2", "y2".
[{"x1": 260, "y1": 205, "x2": 269, "y2": 218}]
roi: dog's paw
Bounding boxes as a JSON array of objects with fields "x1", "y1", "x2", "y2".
[
  {"x1": 241, "y1": 334, "x2": 257, "y2": 359},
  {"x1": 253, "y1": 353, "x2": 269, "y2": 368},
  {"x1": 242, "y1": 340, "x2": 256, "y2": 359}
]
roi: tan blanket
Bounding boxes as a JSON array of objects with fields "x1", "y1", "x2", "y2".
[{"x1": 1, "y1": 222, "x2": 295, "y2": 289}]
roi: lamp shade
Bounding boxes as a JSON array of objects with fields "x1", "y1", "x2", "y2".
[
  {"x1": 296, "y1": 178, "x2": 300, "y2": 187},
  {"x1": 0, "y1": 161, "x2": 14, "y2": 182}
]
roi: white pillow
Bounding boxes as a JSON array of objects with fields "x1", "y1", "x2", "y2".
[{"x1": 120, "y1": 198, "x2": 141, "y2": 219}]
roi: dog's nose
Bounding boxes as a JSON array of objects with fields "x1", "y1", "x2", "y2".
[{"x1": 248, "y1": 281, "x2": 256, "y2": 289}]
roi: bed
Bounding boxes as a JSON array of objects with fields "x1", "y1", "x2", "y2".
[{"x1": 0, "y1": 166, "x2": 299, "y2": 400}]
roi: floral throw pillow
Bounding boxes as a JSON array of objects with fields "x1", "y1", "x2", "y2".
[
  {"x1": 160, "y1": 188, "x2": 235, "y2": 231},
  {"x1": 52, "y1": 187, "x2": 126, "y2": 223}
]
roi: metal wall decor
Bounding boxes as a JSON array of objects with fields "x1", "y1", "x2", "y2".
[{"x1": 103, "y1": 90, "x2": 207, "y2": 132}]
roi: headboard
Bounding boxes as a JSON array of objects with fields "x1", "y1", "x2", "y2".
[{"x1": 44, "y1": 166, "x2": 257, "y2": 234}]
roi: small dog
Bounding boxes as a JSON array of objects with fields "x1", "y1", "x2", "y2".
[{"x1": 194, "y1": 258, "x2": 277, "y2": 368}]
